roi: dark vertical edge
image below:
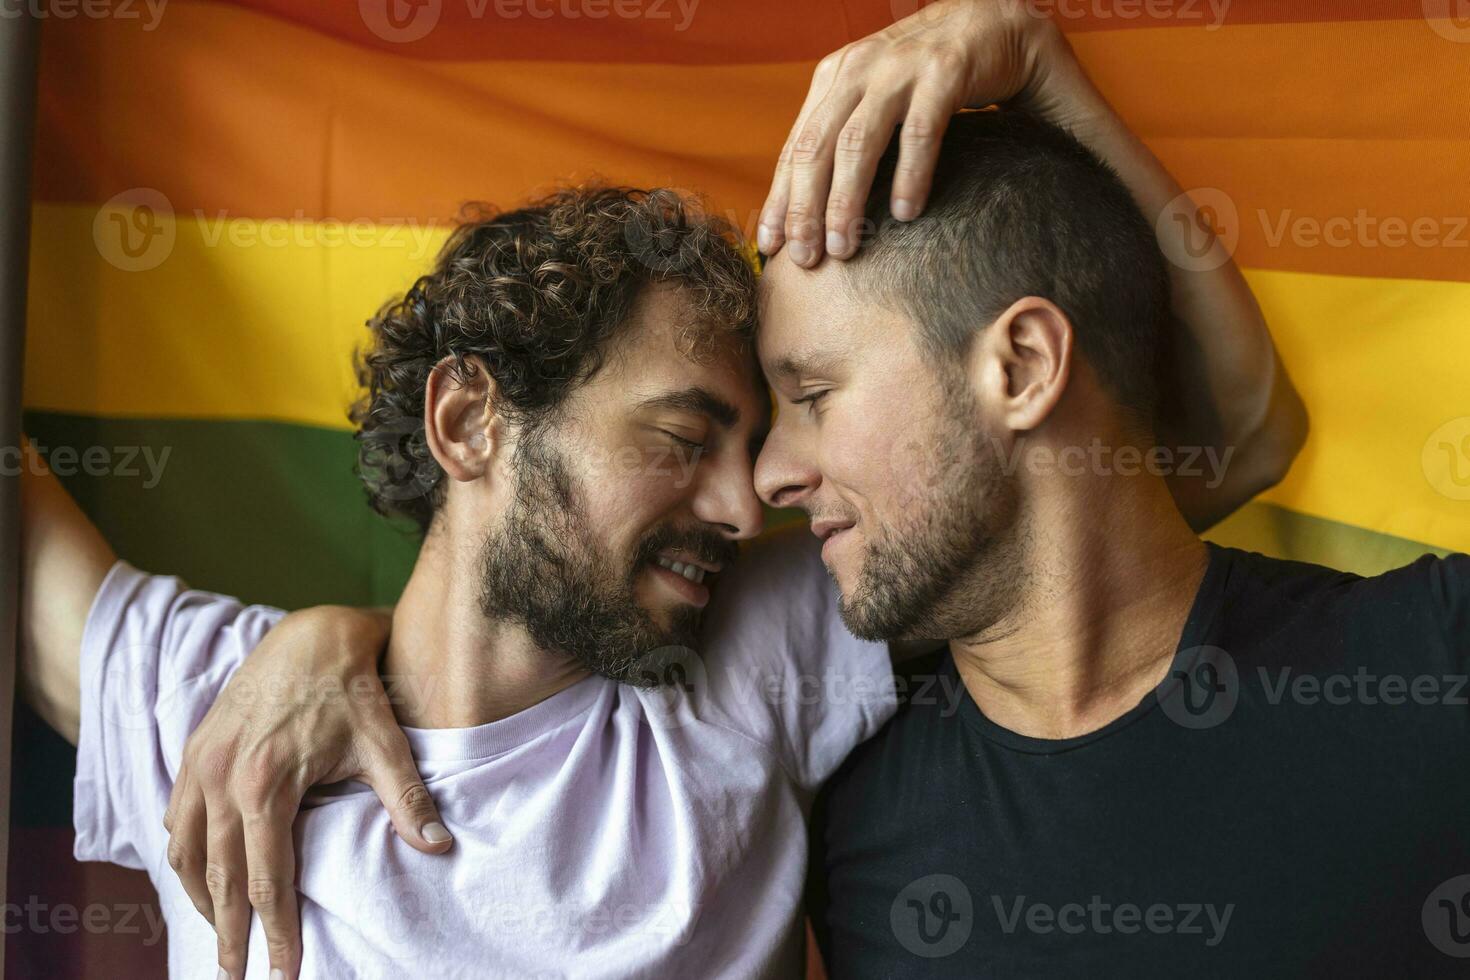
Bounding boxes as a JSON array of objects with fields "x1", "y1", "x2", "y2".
[{"x1": 0, "y1": 12, "x2": 42, "y2": 977}]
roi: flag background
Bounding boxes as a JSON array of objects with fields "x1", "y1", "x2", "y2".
[{"x1": 11, "y1": 1, "x2": 1470, "y2": 975}]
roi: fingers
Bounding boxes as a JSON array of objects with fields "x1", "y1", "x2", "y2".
[
  {"x1": 205, "y1": 811, "x2": 252, "y2": 980},
  {"x1": 164, "y1": 769, "x2": 216, "y2": 927},
  {"x1": 361, "y1": 729, "x2": 451, "y2": 854},
  {"x1": 243, "y1": 802, "x2": 302, "y2": 980},
  {"x1": 782, "y1": 84, "x2": 866, "y2": 267},
  {"x1": 758, "y1": 71, "x2": 837, "y2": 257},
  {"x1": 823, "y1": 85, "x2": 910, "y2": 259},
  {"x1": 887, "y1": 83, "x2": 957, "y2": 223}
]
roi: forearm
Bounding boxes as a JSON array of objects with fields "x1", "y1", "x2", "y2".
[
  {"x1": 17, "y1": 440, "x2": 116, "y2": 744},
  {"x1": 1028, "y1": 26, "x2": 1308, "y2": 528}
]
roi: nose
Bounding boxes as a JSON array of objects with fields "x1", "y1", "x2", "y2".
[
  {"x1": 754, "y1": 411, "x2": 820, "y2": 511},
  {"x1": 690, "y1": 444, "x2": 765, "y2": 541}
]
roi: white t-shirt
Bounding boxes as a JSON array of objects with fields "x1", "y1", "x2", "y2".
[{"x1": 73, "y1": 526, "x2": 897, "y2": 978}]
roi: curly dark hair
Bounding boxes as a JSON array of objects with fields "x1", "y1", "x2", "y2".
[{"x1": 351, "y1": 186, "x2": 759, "y2": 534}]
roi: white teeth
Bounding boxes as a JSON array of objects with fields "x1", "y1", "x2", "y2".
[{"x1": 654, "y1": 556, "x2": 705, "y2": 584}]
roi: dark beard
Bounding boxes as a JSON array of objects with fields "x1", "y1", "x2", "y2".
[
  {"x1": 839, "y1": 394, "x2": 1024, "y2": 642},
  {"x1": 477, "y1": 430, "x2": 733, "y2": 686}
]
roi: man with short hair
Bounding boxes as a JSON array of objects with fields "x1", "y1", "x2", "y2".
[{"x1": 21, "y1": 4, "x2": 1325, "y2": 977}]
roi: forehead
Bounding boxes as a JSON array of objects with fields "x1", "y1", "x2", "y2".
[
  {"x1": 592, "y1": 283, "x2": 765, "y2": 410},
  {"x1": 756, "y1": 250, "x2": 902, "y2": 379}
]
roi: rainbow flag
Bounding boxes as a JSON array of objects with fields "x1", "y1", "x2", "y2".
[{"x1": 13, "y1": 1, "x2": 1470, "y2": 975}]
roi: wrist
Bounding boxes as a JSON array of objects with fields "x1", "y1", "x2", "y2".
[{"x1": 1014, "y1": 15, "x2": 1114, "y2": 137}]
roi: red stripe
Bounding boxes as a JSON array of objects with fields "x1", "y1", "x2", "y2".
[{"x1": 200, "y1": 0, "x2": 1435, "y2": 63}]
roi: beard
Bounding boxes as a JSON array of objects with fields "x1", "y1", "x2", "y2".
[
  {"x1": 476, "y1": 429, "x2": 735, "y2": 686},
  {"x1": 838, "y1": 385, "x2": 1026, "y2": 643}
]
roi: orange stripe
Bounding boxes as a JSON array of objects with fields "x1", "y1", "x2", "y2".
[
  {"x1": 201, "y1": 0, "x2": 1438, "y2": 62},
  {"x1": 35, "y1": 8, "x2": 1470, "y2": 282}
]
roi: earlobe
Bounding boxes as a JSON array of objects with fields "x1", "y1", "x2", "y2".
[{"x1": 424, "y1": 355, "x2": 498, "y2": 483}]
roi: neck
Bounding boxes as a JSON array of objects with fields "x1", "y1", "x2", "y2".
[
  {"x1": 950, "y1": 458, "x2": 1208, "y2": 741},
  {"x1": 382, "y1": 526, "x2": 590, "y2": 729}
]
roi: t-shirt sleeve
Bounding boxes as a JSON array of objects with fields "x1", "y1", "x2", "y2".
[
  {"x1": 695, "y1": 526, "x2": 896, "y2": 792},
  {"x1": 1424, "y1": 552, "x2": 1470, "y2": 665},
  {"x1": 73, "y1": 561, "x2": 284, "y2": 870}
]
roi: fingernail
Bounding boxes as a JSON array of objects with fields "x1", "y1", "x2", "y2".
[
  {"x1": 757, "y1": 224, "x2": 777, "y2": 254},
  {"x1": 825, "y1": 229, "x2": 847, "y2": 257},
  {"x1": 787, "y1": 240, "x2": 813, "y2": 265},
  {"x1": 270, "y1": 970, "x2": 285, "y2": 980},
  {"x1": 423, "y1": 821, "x2": 451, "y2": 844},
  {"x1": 217, "y1": 969, "x2": 230, "y2": 980},
  {"x1": 891, "y1": 198, "x2": 916, "y2": 221}
]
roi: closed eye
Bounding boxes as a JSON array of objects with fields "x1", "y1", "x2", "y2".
[
  {"x1": 662, "y1": 430, "x2": 706, "y2": 452},
  {"x1": 794, "y1": 390, "x2": 830, "y2": 414}
]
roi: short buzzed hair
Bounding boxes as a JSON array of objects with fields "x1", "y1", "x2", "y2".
[{"x1": 847, "y1": 109, "x2": 1171, "y2": 430}]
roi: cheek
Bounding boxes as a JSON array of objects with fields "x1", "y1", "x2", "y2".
[
  {"x1": 822, "y1": 394, "x2": 921, "y2": 512},
  {"x1": 578, "y1": 441, "x2": 692, "y2": 534}
]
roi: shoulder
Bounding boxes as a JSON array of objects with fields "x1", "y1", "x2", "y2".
[{"x1": 1213, "y1": 546, "x2": 1469, "y2": 670}]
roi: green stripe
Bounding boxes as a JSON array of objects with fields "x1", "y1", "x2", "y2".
[
  {"x1": 24, "y1": 411, "x2": 420, "y2": 609},
  {"x1": 25, "y1": 412, "x2": 1454, "y2": 613},
  {"x1": 1205, "y1": 501, "x2": 1449, "y2": 577}
]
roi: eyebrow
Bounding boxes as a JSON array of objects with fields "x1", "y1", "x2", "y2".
[
  {"x1": 636, "y1": 386, "x2": 740, "y2": 429},
  {"x1": 767, "y1": 344, "x2": 845, "y2": 382}
]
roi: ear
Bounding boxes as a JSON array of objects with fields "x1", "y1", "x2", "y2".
[
  {"x1": 424, "y1": 355, "x2": 499, "y2": 484},
  {"x1": 970, "y1": 296, "x2": 1073, "y2": 434}
]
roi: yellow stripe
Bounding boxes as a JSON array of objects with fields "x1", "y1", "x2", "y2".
[
  {"x1": 25, "y1": 205, "x2": 1470, "y2": 553},
  {"x1": 1244, "y1": 267, "x2": 1470, "y2": 554},
  {"x1": 25, "y1": 203, "x2": 450, "y2": 430}
]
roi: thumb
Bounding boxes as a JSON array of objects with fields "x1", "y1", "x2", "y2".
[{"x1": 360, "y1": 734, "x2": 452, "y2": 853}]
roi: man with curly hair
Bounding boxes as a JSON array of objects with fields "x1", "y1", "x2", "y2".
[{"x1": 35, "y1": 4, "x2": 1455, "y2": 979}]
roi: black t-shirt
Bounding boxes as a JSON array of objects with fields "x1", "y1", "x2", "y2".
[{"x1": 809, "y1": 544, "x2": 1470, "y2": 978}]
